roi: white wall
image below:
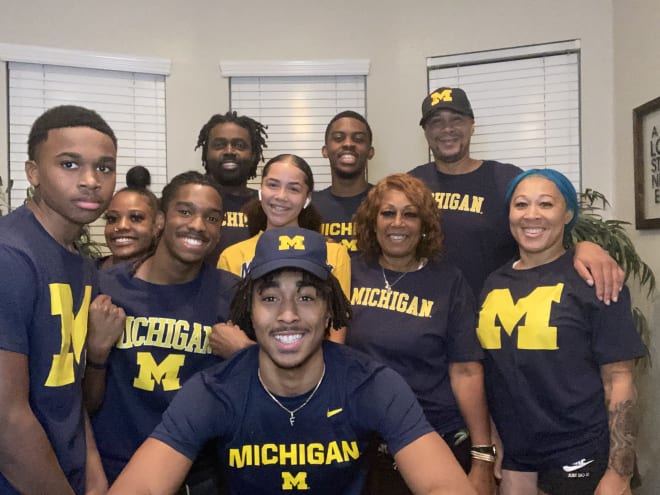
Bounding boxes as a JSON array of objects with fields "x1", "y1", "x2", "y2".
[
  {"x1": 613, "y1": 1, "x2": 660, "y2": 493},
  {"x1": 0, "y1": 0, "x2": 615, "y2": 194},
  {"x1": 1, "y1": 0, "x2": 657, "y2": 491}
]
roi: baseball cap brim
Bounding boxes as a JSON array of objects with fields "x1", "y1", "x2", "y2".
[{"x1": 250, "y1": 258, "x2": 329, "y2": 280}]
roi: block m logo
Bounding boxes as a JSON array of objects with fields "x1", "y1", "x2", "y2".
[
  {"x1": 477, "y1": 284, "x2": 563, "y2": 350},
  {"x1": 278, "y1": 235, "x2": 305, "y2": 251},
  {"x1": 431, "y1": 88, "x2": 454, "y2": 107},
  {"x1": 281, "y1": 471, "x2": 309, "y2": 490}
]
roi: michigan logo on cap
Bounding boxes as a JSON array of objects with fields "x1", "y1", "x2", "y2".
[
  {"x1": 431, "y1": 88, "x2": 454, "y2": 106},
  {"x1": 278, "y1": 235, "x2": 305, "y2": 251}
]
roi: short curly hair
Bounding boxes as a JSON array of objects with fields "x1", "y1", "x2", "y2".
[
  {"x1": 354, "y1": 173, "x2": 443, "y2": 262},
  {"x1": 28, "y1": 105, "x2": 117, "y2": 160}
]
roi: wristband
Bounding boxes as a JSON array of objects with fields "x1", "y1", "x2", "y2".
[
  {"x1": 470, "y1": 451, "x2": 496, "y2": 463},
  {"x1": 470, "y1": 444, "x2": 497, "y2": 463}
]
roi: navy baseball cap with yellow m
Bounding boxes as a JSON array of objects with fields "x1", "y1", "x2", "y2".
[
  {"x1": 249, "y1": 227, "x2": 331, "y2": 280},
  {"x1": 419, "y1": 87, "x2": 474, "y2": 126}
]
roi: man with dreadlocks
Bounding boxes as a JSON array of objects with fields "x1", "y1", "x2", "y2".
[{"x1": 195, "y1": 111, "x2": 268, "y2": 264}]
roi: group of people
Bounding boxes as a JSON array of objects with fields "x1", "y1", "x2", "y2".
[{"x1": 0, "y1": 85, "x2": 645, "y2": 495}]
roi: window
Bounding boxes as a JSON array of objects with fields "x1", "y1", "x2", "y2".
[
  {"x1": 0, "y1": 43, "x2": 170, "y2": 243},
  {"x1": 221, "y1": 60, "x2": 369, "y2": 190},
  {"x1": 427, "y1": 40, "x2": 581, "y2": 191}
]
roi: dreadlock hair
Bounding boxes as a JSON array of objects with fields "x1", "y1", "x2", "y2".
[
  {"x1": 324, "y1": 110, "x2": 373, "y2": 145},
  {"x1": 28, "y1": 105, "x2": 117, "y2": 160},
  {"x1": 230, "y1": 268, "x2": 352, "y2": 340},
  {"x1": 244, "y1": 154, "x2": 322, "y2": 236},
  {"x1": 195, "y1": 111, "x2": 268, "y2": 180},
  {"x1": 130, "y1": 171, "x2": 223, "y2": 275}
]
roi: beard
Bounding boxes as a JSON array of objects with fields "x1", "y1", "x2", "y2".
[{"x1": 206, "y1": 156, "x2": 253, "y2": 186}]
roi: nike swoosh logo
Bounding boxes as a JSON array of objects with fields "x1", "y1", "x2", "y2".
[
  {"x1": 562, "y1": 458, "x2": 594, "y2": 473},
  {"x1": 326, "y1": 408, "x2": 343, "y2": 418}
]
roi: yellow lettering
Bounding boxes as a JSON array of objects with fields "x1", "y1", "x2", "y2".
[
  {"x1": 351, "y1": 287, "x2": 367, "y2": 305},
  {"x1": 405, "y1": 296, "x2": 419, "y2": 316},
  {"x1": 45, "y1": 283, "x2": 92, "y2": 386},
  {"x1": 133, "y1": 352, "x2": 186, "y2": 391},
  {"x1": 229, "y1": 445, "x2": 252, "y2": 468},
  {"x1": 279, "y1": 443, "x2": 298, "y2": 465},
  {"x1": 281, "y1": 471, "x2": 309, "y2": 490},
  {"x1": 418, "y1": 299, "x2": 434, "y2": 318},
  {"x1": 307, "y1": 443, "x2": 324, "y2": 464},
  {"x1": 278, "y1": 235, "x2": 305, "y2": 251},
  {"x1": 470, "y1": 196, "x2": 484, "y2": 213},
  {"x1": 367, "y1": 288, "x2": 380, "y2": 307},
  {"x1": 145, "y1": 317, "x2": 167, "y2": 347},
  {"x1": 261, "y1": 444, "x2": 277, "y2": 465},
  {"x1": 395, "y1": 293, "x2": 410, "y2": 312},
  {"x1": 131, "y1": 317, "x2": 147, "y2": 347},
  {"x1": 341, "y1": 239, "x2": 358, "y2": 252},
  {"x1": 342, "y1": 441, "x2": 360, "y2": 461},
  {"x1": 184, "y1": 323, "x2": 210, "y2": 353},
  {"x1": 458, "y1": 195, "x2": 471, "y2": 211},
  {"x1": 325, "y1": 441, "x2": 343, "y2": 464},
  {"x1": 172, "y1": 319, "x2": 190, "y2": 350},
  {"x1": 477, "y1": 284, "x2": 563, "y2": 350},
  {"x1": 376, "y1": 289, "x2": 393, "y2": 308},
  {"x1": 431, "y1": 88, "x2": 453, "y2": 106}
]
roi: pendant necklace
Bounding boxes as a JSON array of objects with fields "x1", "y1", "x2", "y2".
[
  {"x1": 257, "y1": 364, "x2": 326, "y2": 426},
  {"x1": 381, "y1": 258, "x2": 426, "y2": 293}
]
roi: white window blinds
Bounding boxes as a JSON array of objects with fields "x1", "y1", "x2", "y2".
[
  {"x1": 427, "y1": 41, "x2": 581, "y2": 191},
  {"x1": 7, "y1": 61, "x2": 167, "y2": 243},
  {"x1": 222, "y1": 61, "x2": 369, "y2": 191}
]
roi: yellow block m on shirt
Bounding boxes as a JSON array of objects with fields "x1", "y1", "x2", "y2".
[{"x1": 477, "y1": 284, "x2": 563, "y2": 350}]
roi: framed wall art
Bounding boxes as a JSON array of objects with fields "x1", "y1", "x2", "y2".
[{"x1": 633, "y1": 95, "x2": 660, "y2": 229}]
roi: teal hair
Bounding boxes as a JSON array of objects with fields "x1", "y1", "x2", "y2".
[{"x1": 505, "y1": 168, "x2": 578, "y2": 235}]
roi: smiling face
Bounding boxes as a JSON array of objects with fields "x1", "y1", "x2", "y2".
[
  {"x1": 26, "y1": 126, "x2": 117, "y2": 233},
  {"x1": 375, "y1": 188, "x2": 422, "y2": 266},
  {"x1": 252, "y1": 270, "x2": 328, "y2": 372},
  {"x1": 322, "y1": 117, "x2": 374, "y2": 181},
  {"x1": 423, "y1": 109, "x2": 474, "y2": 164},
  {"x1": 158, "y1": 183, "x2": 223, "y2": 265},
  {"x1": 260, "y1": 159, "x2": 311, "y2": 230},
  {"x1": 509, "y1": 175, "x2": 573, "y2": 268},
  {"x1": 103, "y1": 190, "x2": 162, "y2": 262},
  {"x1": 204, "y1": 122, "x2": 255, "y2": 187}
]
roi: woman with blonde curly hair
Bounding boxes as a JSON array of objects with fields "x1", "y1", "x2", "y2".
[{"x1": 347, "y1": 173, "x2": 494, "y2": 495}]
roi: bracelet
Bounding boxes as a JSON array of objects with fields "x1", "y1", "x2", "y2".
[
  {"x1": 470, "y1": 451, "x2": 496, "y2": 463},
  {"x1": 86, "y1": 358, "x2": 107, "y2": 370}
]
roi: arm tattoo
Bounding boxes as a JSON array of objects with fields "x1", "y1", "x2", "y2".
[{"x1": 607, "y1": 399, "x2": 638, "y2": 478}]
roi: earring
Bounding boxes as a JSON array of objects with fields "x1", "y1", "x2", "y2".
[
  {"x1": 303, "y1": 197, "x2": 311, "y2": 209},
  {"x1": 422, "y1": 233, "x2": 427, "y2": 238},
  {"x1": 258, "y1": 190, "x2": 262, "y2": 202}
]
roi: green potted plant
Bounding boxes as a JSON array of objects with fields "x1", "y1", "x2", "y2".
[
  {"x1": 0, "y1": 176, "x2": 12, "y2": 216},
  {"x1": 570, "y1": 189, "x2": 655, "y2": 366}
]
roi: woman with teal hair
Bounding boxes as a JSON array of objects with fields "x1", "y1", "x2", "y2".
[{"x1": 478, "y1": 168, "x2": 646, "y2": 495}]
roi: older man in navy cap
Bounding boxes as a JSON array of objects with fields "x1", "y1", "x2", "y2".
[
  {"x1": 109, "y1": 227, "x2": 476, "y2": 495},
  {"x1": 409, "y1": 87, "x2": 622, "y2": 301}
]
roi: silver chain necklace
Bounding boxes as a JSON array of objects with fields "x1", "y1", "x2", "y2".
[
  {"x1": 381, "y1": 259, "x2": 426, "y2": 293},
  {"x1": 257, "y1": 364, "x2": 326, "y2": 426}
]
